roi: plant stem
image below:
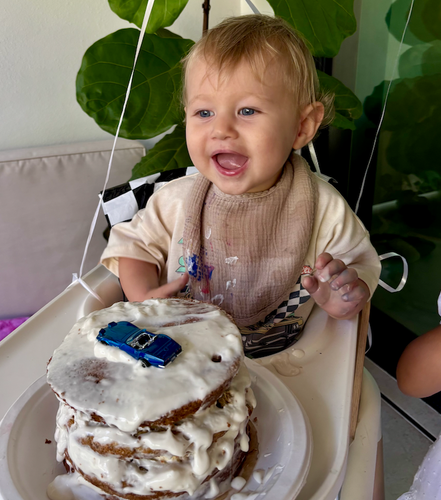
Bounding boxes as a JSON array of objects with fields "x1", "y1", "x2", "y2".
[{"x1": 202, "y1": 0, "x2": 211, "y2": 34}]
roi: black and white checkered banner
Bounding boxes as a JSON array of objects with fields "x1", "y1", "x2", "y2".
[
  {"x1": 273, "y1": 278, "x2": 311, "y2": 323},
  {"x1": 100, "y1": 167, "x2": 197, "y2": 228}
]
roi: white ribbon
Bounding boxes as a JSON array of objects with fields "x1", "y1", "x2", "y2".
[
  {"x1": 308, "y1": 141, "x2": 321, "y2": 175},
  {"x1": 306, "y1": 141, "x2": 335, "y2": 183},
  {"x1": 365, "y1": 252, "x2": 408, "y2": 352},
  {"x1": 73, "y1": 0, "x2": 156, "y2": 303},
  {"x1": 378, "y1": 252, "x2": 408, "y2": 293},
  {"x1": 244, "y1": 0, "x2": 260, "y2": 14},
  {"x1": 70, "y1": 274, "x2": 105, "y2": 305}
]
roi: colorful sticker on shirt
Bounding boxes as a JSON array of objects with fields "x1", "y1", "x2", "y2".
[{"x1": 176, "y1": 238, "x2": 186, "y2": 273}]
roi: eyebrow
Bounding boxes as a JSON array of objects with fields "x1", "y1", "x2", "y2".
[
  {"x1": 187, "y1": 92, "x2": 275, "y2": 107},
  {"x1": 186, "y1": 94, "x2": 210, "y2": 106}
]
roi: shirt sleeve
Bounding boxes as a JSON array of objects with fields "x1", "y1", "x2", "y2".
[
  {"x1": 100, "y1": 176, "x2": 189, "y2": 280},
  {"x1": 312, "y1": 178, "x2": 381, "y2": 298}
]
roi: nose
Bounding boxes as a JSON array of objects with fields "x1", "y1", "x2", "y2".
[{"x1": 211, "y1": 114, "x2": 238, "y2": 140}]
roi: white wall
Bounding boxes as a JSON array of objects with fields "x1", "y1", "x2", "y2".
[
  {"x1": 1, "y1": 0, "x2": 268, "y2": 153},
  {"x1": 1, "y1": 2, "x2": 124, "y2": 151}
]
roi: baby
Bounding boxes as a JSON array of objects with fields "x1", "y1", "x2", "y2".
[{"x1": 101, "y1": 15, "x2": 381, "y2": 358}]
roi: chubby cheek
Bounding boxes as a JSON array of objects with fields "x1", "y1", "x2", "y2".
[
  {"x1": 186, "y1": 138, "x2": 209, "y2": 173},
  {"x1": 256, "y1": 140, "x2": 291, "y2": 167},
  {"x1": 185, "y1": 129, "x2": 201, "y2": 163}
]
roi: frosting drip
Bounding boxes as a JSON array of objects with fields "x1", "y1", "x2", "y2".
[{"x1": 54, "y1": 365, "x2": 254, "y2": 496}]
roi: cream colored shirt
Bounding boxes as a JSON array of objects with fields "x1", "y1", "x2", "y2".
[{"x1": 101, "y1": 173, "x2": 381, "y2": 331}]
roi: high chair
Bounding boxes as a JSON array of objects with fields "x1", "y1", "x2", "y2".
[{"x1": 0, "y1": 266, "x2": 384, "y2": 500}]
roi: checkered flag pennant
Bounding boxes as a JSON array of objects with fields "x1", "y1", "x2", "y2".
[
  {"x1": 273, "y1": 276, "x2": 311, "y2": 323},
  {"x1": 100, "y1": 168, "x2": 190, "y2": 228}
]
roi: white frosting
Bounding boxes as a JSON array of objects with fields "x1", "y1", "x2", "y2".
[
  {"x1": 47, "y1": 471, "x2": 106, "y2": 500},
  {"x1": 231, "y1": 476, "x2": 247, "y2": 490},
  {"x1": 48, "y1": 299, "x2": 256, "y2": 498},
  {"x1": 55, "y1": 365, "x2": 254, "y2": 495},
  {"x1": 47, "y1": 299, "x2": 244, "y2": 432}
]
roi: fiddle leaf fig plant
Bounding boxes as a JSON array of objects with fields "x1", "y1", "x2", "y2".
[
  {"x1": 130, "y1": 123, "x2": 191, "y2": 179},
  {"x1": 76, "y1": 28, "x2": 193, "y2": 139},
  {"x1": 267, "y1": 0, "x2": 357, "y2": 57},
  {"x1": 76, "y1": 0, "x2": 361, "y2": 179},
  {"x1": 108, "y1": 0, "x2": 190, "y2": 34},
  {"x1": 317, "y1": 71, "x2": 362, "y2": 130}
]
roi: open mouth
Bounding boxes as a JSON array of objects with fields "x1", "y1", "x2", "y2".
[{"x1": 213, "y1": 152, "x2": 248, "y2": 176}]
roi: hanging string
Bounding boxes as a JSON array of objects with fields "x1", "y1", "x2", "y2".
[
  {"x1": 308, "y1": 141, "x2": 321, "y2": 174},
  {"x1": 72, "y1": 0, "x2": 156, "y2": 301},
  {"x1": 378, "y1": 252, "x2": 408, "y2": 293},
  {"x1": 244, "y1": 0, "x2": 260, "y2": 14},
  {"x1": 354, "y1": 0, "x2": 415, "y2": 214}
]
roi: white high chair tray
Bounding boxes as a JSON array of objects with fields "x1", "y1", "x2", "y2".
[{"x1": 0, "y1": 265, "x2": 358, "y2": 500}]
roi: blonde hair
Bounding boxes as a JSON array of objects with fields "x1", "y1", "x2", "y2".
[{"x1": 182, "y1": 14, "x2": 334, "y2": 127}]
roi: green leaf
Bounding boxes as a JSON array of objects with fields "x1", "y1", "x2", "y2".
[
  {"x1": 399, "y1": 41, "x2": 441, "y2": 79},
  {"x1": 386, "y1": 0, "x2": 441, "y2": 46},
  {"x1": 155, "y1": 27, "x2": 186, "y2": 39},
  {"x1": 130, "y1": 124, "x2": 192, "y2": 179},
  {"x1": 267, "y1": 0, "x2": 356, "y2": 57},
  {"x1": 76, "y1": 29, "x2": 193, "y2": 139},
  {"x1": 363, "y1": 74, "x2": 441, "y2": 175},
  {"x1": 317, "y1": 70, "x2": 362, "y2": 130},
  {"x1": 382, "y1": 75, "x2": 441, "y2": 131},
  {"x1": 108, "y1": 0, "x2": 190, "y2": 34},
  {"x1": 330, "y1": 112, "x2": 356, "y2": 131}
]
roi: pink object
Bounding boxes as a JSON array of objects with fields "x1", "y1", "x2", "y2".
[{"x1": 0, "y1": 317, "x2": 29, "y2": 342}]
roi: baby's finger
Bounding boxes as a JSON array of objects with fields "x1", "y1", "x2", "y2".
[
  {"x1": 316, "y1": 259, "x2": 347, "y2": 283},
  {"x1": 302, "y1": 276, "x2": 332, "y2": 308},
  {"x1": 329, "y1": 268, "x2": 358, "y2": 291},
  {"x1": 301, "y1": 275, "x2": 320, "y2": 295},
  {"x1": 341, "y1": 282, "x2": 368, "y2": 303},
  {"x1": 314, "y1": 253, "x2": 334, "y2": 271}
]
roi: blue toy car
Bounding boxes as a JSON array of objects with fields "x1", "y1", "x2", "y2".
[{"x1": 96, "y1": 321, "x2": 182, "y2": 368}]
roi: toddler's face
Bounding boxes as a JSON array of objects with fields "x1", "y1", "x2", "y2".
[{"x1": 185, "y1": 57, "x2": 303, "y2": 195}]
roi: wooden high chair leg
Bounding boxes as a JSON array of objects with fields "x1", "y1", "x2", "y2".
[
  {"x1": 373, "y1": 437, "x2": 385, "y2": 500},
  {"x1": 350, "y1": 301, "x2": 371, "y2": 441},
  {"x1": 348, "y1": 301, "x2": 385, "y2": 500}
]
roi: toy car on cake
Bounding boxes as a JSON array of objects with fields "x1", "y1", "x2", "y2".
[{"x1": 97, "y1": 321, "x2": 181, "y2": 368}]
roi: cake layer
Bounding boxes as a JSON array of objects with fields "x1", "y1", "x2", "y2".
[
  {"x1": 47, "y1": 299, "x2": 244, "y2": 432},
  {"x1": 55, "y1": 365, "x2": 255, "y2": 485},
  {"x1": 64, "y1": 431, "x2": 249, "y2": 500}
]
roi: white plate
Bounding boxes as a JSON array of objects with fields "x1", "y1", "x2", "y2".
[{"x1": 0, "y1": 360, "x2": 312, "y2": 500}]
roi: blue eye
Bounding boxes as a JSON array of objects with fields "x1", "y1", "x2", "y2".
[
  {"x1": 198, "y1": 110, "x2": 213, "y2": 118},
  {"x1": 239, "y1": 108, "x2": 255, "y2": 116}
]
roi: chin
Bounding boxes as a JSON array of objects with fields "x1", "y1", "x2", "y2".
[{"x1": 214, "y1": 182, "x2": 250, "y2": 196}]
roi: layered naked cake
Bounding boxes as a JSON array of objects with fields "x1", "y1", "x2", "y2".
[{"x1": 46, "y1": 298, "x2": 256, "y2": 499}]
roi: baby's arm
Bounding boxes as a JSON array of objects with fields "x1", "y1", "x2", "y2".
[
  {"x1": 302, "y1": 252, "x2": 370, "y2": 320},
  {"x1": 119, "y1": 258, "x2": 188, "y2": 302},
  {"x1": 396, "y1": 325, "x2": 441, "y2": 398}
]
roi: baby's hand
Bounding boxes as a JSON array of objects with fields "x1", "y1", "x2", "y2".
[
  {"x1": 142, "y1": 273, "x2": 189, "y2": 301},
  {"x1": 302, "y1": 253, "x2": 369, "y2": 320}
]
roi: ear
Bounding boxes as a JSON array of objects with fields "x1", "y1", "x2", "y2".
[{"x1": 292, "y1": 103, "x2": 325, "y2": 150}]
